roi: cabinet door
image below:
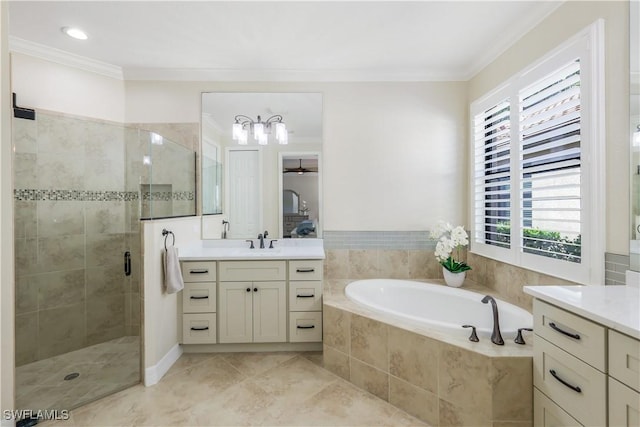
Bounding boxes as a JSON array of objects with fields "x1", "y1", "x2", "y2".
[
  {"x1": 609, "y1": 377, "x2": 640, "y2": 427},
  {"x1": 219, "y1": 282, "x2": 253, "y2": 343},
  {"x1": 252, "y1": 281, "x2": 287, "y2": 343},
  {"x1": 534, "y1": 389, "x2": 582, "y2": 427}
]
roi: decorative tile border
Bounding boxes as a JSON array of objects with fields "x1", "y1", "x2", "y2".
[
  {"x1": 605, "y1": 252, "x2": 630, "y2": 286},
  {"x1": 141, "y1": 191, "x2": 195, "y2": 201},
  {"x1": 14, "y1": 189, "x2": 195, "y2": 202},
  {"x1": 323, "y1": 230, "x2": 436, "y2": 250},
  {"x1": 14, "y1": 189, "x2": 138, "y2": 202}
]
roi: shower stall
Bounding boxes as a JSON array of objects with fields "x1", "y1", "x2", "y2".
[{"x1": 12, "y1": 111, "x2": 195, "y2": 412}]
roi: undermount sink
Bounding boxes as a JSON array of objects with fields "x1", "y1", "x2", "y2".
[{"x1": 231, "y1": 247, "x2": 282, "y2": 257}]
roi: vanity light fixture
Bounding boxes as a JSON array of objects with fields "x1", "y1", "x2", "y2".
[
  {"x1": 232, "y1": 115, "x2": 288, "y2": 145},
  {"x1": 61, "y1": 26, "x2": 88, "y2": 40}
]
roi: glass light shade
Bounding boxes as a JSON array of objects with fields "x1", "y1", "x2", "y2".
[
  {"x1": 275, "y1": 122, "x2": 287, "y2": 142},
  {"x1": 253, "y1": 123, "x2": 264, "y2": 140},
  {"x1": 238, "y1": 129, "x2": 248, "y2": 145},
  {"x1": 232, "y1": 123, "x2": 243, "y2": 140},
  {"x1": 258, "y1": 133, "x2": 268, "y2": 145},
  {"x1": 278, "y1": 131, "x2": 288, "y2": 145}
]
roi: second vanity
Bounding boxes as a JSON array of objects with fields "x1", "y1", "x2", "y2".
[
  {"x1": 524, "y1": 284, "x2": 640, "y2": 427},
  {"x1": 177, "y1": 239, "x2": 325, "y2": 351}
]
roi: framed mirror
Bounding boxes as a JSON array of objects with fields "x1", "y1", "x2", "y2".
[
  {"x1": 631, "y1": 0, "x2": 640, "y2": 270},
  {"x1": 201, "y1": 92, "x2": 323, "y2": 239}
]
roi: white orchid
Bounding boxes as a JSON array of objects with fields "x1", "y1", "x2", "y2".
[{"x1": 431, "y1": 221, "x2": 471, "y2": 273}]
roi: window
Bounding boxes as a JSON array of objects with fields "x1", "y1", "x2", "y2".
[{"x1": 470, "y1": 22, "x2": 604, "y2": 285}]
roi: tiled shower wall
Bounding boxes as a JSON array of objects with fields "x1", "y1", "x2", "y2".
[
  {"x1": 323, "y1": 231, "x2": 590, "y2": 312},
  {"x1": 13, "y1": 113, "x2": 141, "y2": 366}
]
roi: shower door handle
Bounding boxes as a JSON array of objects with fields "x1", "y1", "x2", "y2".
[{"x1": 124, "y1": 251, "x2": 131, "y2": 276}]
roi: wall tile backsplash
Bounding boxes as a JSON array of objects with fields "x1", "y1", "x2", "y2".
[{"x1": 325, "y1": 231, "x2": 625, "y2": 311}]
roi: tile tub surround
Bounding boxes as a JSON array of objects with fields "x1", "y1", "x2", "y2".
[
  {"x1": 323, "y1": 279, "x2": 533, "y2": 427},
  {"x1": 324, "y1": 248, "x2": 580, "y2": 312}
]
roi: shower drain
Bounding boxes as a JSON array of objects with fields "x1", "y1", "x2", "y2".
[{"x1": 64, "y1": 372, "x2": 80, "y2": 381}]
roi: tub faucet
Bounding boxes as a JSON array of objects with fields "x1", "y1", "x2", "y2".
[{"x1": 481, "y1": 295, "x2": 504, "y2": 345}]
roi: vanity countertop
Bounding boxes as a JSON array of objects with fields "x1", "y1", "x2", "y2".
[
  {"x1": 523, "y1": 285, "x2": 640, "y2": 339},
  {"x1": 178, "y1": 239, "x2": 325, "y2": 261}
]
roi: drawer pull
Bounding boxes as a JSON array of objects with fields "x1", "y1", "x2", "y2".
[
  {"x1": 190, "y1": 326, "x2": 209, "y2": 331},
  {"x1": 297, "y1": 325, "x2": 315, "y2": 329},
  {"x1": 296, "y1": 268, "x2": 315, "y2": 273},
  {"x1": 190, "y1": 295, "x2": 209, "y2": 300},
  {"x1": 296, "y1": 294, "x2": 315, "y2": 298},
  {"x1": 549, "y1": 322, "x2": 581, "y2": 340},
  {"x1": 189, "y1": 269, "x2": 209, "y2": 274},
  {"x1": 549, "y1": 369, "x2": 582, "y2": 393}
]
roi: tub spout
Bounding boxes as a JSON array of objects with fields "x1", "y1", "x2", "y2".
[{"x1": 481, "y1": 295, "x2": 504, "y2": 345}]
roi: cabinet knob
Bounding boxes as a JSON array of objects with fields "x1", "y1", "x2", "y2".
[
  {"x1": 253, "y1": 287, "x2": 258, "y2": 292},
  {"x1": 246, "y1": 288, "x2": 251, "y2": 292}
]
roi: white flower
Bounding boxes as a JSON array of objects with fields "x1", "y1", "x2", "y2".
[{"x1": 450, "y1": 226, "x2": 469, "y2": 247}]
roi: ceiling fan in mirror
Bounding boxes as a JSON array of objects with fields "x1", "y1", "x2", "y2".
[{"x1": 283, "y1": 159, "x2": 318, "y2": 175}]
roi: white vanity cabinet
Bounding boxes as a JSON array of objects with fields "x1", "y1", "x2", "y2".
[
  {"x1": 531, "y1": 297, "x2": 640, "y2": 427},
  {"x1": 608, "y1": 330, "x2": 640, "y2": 427},
  {"x1": 180, "y1": 261, "x2": 217, "y2": 344},
  {"x1": 218, "y1": 261, "x2": 287, "y2": 343},
  {"x1": 288, "y1": 260, "x2": 323, "y2": 343}
]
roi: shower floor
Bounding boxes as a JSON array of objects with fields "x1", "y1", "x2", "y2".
[{"x1": 16, "y1": 336, "x2": 140, "y2": 412}]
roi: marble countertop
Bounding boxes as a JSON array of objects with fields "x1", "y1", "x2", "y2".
[
  {"x1": 523, "y1": 285, "x2": 640, "y2": 339},
  {"x1": 178, "y1": 239, "x2": 325, "y2": 261}
]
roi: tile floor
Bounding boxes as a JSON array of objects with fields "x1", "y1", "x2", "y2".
[
  {"x1": 41, "y1": 351, "x2": 428, "y2": 427},
  {"x1": 16, "y1": 336, "x2": 140, "y2": 414}
]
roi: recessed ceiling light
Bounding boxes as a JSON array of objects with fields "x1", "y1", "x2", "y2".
[{"x1": 61, "y1": 27, "x2": 88, "y2": 40}]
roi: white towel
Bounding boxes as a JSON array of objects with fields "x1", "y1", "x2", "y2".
[{"x1": 163, "y1": 246, "x2": 184, "y2": 294}]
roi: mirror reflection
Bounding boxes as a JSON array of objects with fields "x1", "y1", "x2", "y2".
[
  {"x1": 631, "y1": 0, "x2": 639, "y2": 271},
  {"x1": 281, "y1": 155, "x2": 320, "y2": 238},
  {"x1": 201, "y1": 92, "x2": 323, "y2": 239}
]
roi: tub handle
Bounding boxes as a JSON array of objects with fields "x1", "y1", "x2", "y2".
[
  {"x1": 549, "y1": 322, "x2": 580, "y2": 340},
  {"x1": 462, "y1": 325, "x2": 479, "y2": 342},
  {"x1": 514, "y1": 327, "x2": 533, "y2": 345}
]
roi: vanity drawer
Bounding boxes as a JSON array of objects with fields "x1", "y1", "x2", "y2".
[
  {"x1": 181, "y1": 261, "x2": 216, "y2": 283},
  {"x1": 219, "y1": 261, "x2": 286, "y2": 281},
  {"x1": 533, "y1": 335, "x2": 606, "y2": 426},
  {"x1": 609, "y1": 330, "x2": 640, "y2": 392},
  {"x1": 182, "y1": 313, "x2": 217, "y2": 344},
  {"x1": 609, "y1": 377, "x2": 640, "y2": 427},
  {"x1": 289, "y1": 281, "x2": 322, "y2": 311},
  {"x1": 533, "y1": 299, "x2": 605, "y2": 370},
  {"x1": 289, "y1": 312, "x2": 322, "y2": 342},
  {"x1": 289, "y1": 260, "x2": 323, "y2": 281},
  {"x1": 534, "y1": 388, "x2": 583, "y2": 427},
  {"x1": 182, "y1": 282, "x2": 216, "y2": 313}
]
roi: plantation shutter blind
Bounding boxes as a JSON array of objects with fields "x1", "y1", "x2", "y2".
[
  {"x1": 473, "y1": 98, "x2": 512, "y2": 250},
  {"x1": 518, "y1": 59, "x2": 582, "y2": 263}
]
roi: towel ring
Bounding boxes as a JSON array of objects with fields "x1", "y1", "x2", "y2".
[{"x1": 162, "y1": 229, "x2": 175, "y2": 251}]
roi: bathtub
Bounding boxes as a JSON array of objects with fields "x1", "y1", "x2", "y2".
[{"x1": 345, "y1": 279, "x2": 532, "y2": 339}]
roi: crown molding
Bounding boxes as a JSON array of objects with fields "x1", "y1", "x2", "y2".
[
  {"x1": 122, "y1": 67, "x2": 467, "y2": 82},
  {"x1": 9, "y1": 36, "x2": 123, "y2": 80},
  {"x1": 463, "y1": 1, "x2": 564, "y2": 80}
]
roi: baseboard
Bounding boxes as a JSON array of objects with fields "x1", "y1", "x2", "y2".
[
  {"x1": 182, "y1": 342, "x2": 322, "y2": 353},
  {"x1": 144, "y1": 343, "x2": 182, "y2": 386}
]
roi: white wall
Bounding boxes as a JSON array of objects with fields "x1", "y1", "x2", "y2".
[
  {"x1": 0, "y1": 2, "x2": 15, "y2": 423},
  {"x1": 468, "y1": 1, "x2": 629, "y2": 255},
  {"x1": 125, "y1": 81, "x2": 469, "y2": 231},
  {"x1": 11, "y1": 53, "x2": 125, "y2": 122},
  {"x1": 142, "y1": 216, "x2": 201, "y2": 384}
]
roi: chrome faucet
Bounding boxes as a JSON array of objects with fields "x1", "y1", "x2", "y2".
[{"x1": 481, "y1": 295, "x2": 504, "y2": 345}]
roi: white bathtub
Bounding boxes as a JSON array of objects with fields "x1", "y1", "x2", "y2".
[{"x1": 345, "y1": 279, "x2": 533, "y2": 339}]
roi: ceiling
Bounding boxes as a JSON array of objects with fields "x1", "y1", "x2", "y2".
[{"x1": 7, "y1": 1, "x2": 563, "y2": 81}]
